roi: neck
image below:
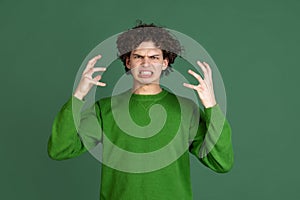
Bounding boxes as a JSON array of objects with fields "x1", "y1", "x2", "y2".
[{"x1": 132, "y1": 83, "x2": 162, "y2": 95}]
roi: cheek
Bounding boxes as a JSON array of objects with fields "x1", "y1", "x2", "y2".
[
  {"x1": 128, "y1": 60, "x2": 140, "y2": 68},
  {"x1": 155, "y1": 63, "x2": 166, "y2": 71}
]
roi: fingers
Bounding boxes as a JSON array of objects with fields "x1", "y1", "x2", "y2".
[
  {"x1": 86, "y1": 67, "x2": 106, "y2": 75},
  {"x1": 83, "y1": 55, "x2": 102, "y2": 74},
  {"x1": 86, "y1": 76, "x2": 106, "y2": 87},
  {"x1": 197, "y1": 60, "x2": 212, "y2": 79},
  {"x1": 188, "y1": 69, "x2": 205, "y2": 86},
  {"x1": 183, "y1": 83, "x2": 204, "y2": 100},
  {"x1": 202, "y1": 62, "x2": 212, "y2": 76},
  {"x1": 82, "y1": 55, "x2": 106, "y2": 81},
  {"x1": 185, "y1": 61, "x2": 216, "y2": 108},
  {"x1": 94, "y1": 75, "x2": 101, "y2": 81},
  {"x1": 184, "y1": 61, "x2": 213, "y2": 92},
  {"x1": 183, "y1": 83, "x2": 202, "y2": 91},
  {"x1": 82, "y1": 66, "x2": 107, "y2": 87},
  {"x1": 93, "y1": 75, "x2": 106, "y2": 86},
  {"x1": 83, "y1": 67, "x2": 106, "y2": 81}
]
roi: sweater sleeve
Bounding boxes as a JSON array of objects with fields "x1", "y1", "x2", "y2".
[
  {"x1": 189, "y1": 104, "x2": 234, "y2": 173},
  {"x1": 48, "y1": 96, "x2": 102, "y2": 160}
]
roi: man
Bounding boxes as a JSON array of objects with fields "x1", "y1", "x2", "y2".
[{"x1": 48, "y1": 23, "x2": 233, "y2": 199}]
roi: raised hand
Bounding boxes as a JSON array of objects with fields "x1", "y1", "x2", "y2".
[
  {"x1": 73, "y1": 55, "x2": 106, "y2": 100},
  {"x1": 183, "y1": 61, "x2": 217, "y2": 108}
]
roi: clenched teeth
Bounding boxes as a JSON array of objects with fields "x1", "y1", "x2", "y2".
[{"x1": 139, "y1": 71, "x2": 153, "y2": 75}]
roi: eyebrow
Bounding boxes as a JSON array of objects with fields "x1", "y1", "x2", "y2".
[{"x1": 132, "y1": 53, "x2": 161, "y2": 57}]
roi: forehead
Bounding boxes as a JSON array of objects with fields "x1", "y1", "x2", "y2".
[{"x1": 132, "y1": 41, "x2": 163, "y2": 55}]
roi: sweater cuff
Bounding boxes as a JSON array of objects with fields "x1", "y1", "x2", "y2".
[
  {"x1": 60, "y1": 96, "x2": 85, "y2": 129},
  {"x1": 72, "y1": 96, "x2": 85, "y2": 111},
  {"x1": 203, "y1": 104, "x2": 225, "y2": 123},
  {"x1": 61, "y1": 96, "x2": 84, "y2": 112}
]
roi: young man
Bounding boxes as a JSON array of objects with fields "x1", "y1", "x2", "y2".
[{"x1": 48, "y1": 23, "x2": 233, "y2": 199}]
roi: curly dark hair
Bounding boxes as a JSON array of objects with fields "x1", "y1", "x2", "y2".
[{"x1": 116, "y1": 22, "x2": 182, "y2": 75}]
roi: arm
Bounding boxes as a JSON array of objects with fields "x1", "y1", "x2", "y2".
[
  {"x1": 48, "y1": 55, "x2": 106, "y2": 160},
  {"x1": 184, "y1": 61, "x2": 233, "y2": 173},
  {"x1": 47, "y1": 97, "x2": 87, "y2": 160},
  {"x1": 189, "y1": 104, "x2": 233, "y2": 173}
]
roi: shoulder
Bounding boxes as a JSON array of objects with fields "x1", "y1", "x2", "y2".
[
  {"x1": 162, "y1": 90, "x2": 202, "y2": 119},
  {"x1": 165, "y1": 90, "x2": 198, "y2": 109},
  {"x1": 96, "y1": 90, "x2": 131, "y2": 107}
]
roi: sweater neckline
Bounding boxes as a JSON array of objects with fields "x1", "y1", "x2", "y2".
[{"x1": 129, "y1": 88, "x2": 168, "y2": 101}]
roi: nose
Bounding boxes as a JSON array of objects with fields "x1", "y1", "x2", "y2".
[{"x1": 141, "y1": 57, "x2": 151, "y2": 67}]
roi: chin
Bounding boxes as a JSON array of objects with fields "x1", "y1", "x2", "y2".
[{"x1": 138, "y1": 80, "x2": 155, "y2": 85}]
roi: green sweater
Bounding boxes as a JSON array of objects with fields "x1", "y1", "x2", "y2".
[{"x1": 48, "y1": 89, "x2": 233, "y2": 200}]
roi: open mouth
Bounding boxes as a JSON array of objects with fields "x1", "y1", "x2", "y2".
[{"x1": 139, "y1": 70, "x2": 153, "y2": 77}]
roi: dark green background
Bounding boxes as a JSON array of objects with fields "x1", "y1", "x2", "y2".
[{"x1": 1, "y1": 0, "x2": 299, "y2": 199}]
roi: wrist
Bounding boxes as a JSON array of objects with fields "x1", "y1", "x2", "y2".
[
  {"x1": 73, "y1": 91, "x2": 85, "y2": 100},
  {"x1": 204, "y1": 103, "x2": 217, "y2": 109},
  {"x1": 203, "y1": 100, "x2": 217, "y2": 109}
]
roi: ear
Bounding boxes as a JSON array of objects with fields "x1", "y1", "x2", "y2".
[
  {"x1": 126, "y1": 57, "x2": 131, "y2": 70},
  {"x1": 162, "y1": 58, "x2": 169, "y2": 70}
]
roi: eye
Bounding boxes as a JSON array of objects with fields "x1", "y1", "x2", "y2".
[
  {"x1": 150, "y1": 56, "x2": 159, "y2": 60},
  {"x1": 133, "y1": 55, "x2": 142, "y2": 59}
]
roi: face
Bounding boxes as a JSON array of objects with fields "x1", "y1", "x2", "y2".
[{"x1": 126, "y1": 41, "x2": 169, "y2": 85}]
